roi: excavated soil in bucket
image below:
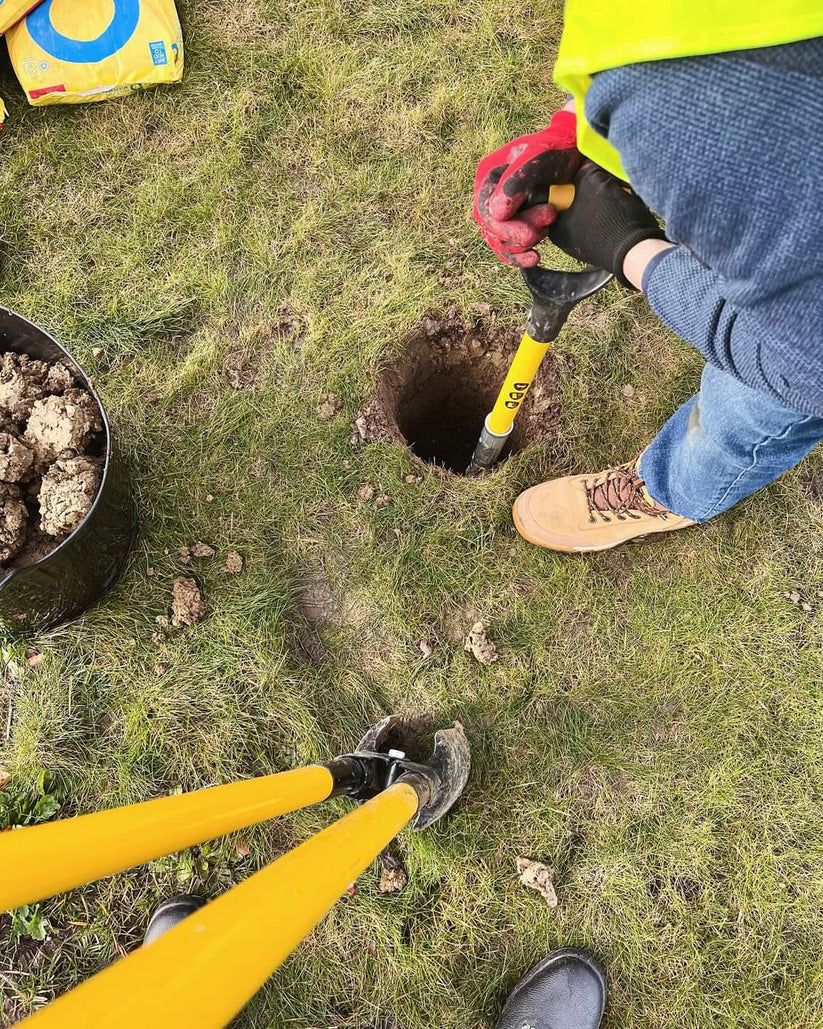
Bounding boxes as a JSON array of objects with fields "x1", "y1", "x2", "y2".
[{"x1": 357, "y1": 309, "x2": 561, "y2": 473}]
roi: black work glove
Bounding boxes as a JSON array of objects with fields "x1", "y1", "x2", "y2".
[{"x1": 548, "y1": 162, "x2": 667, "y2": 287}]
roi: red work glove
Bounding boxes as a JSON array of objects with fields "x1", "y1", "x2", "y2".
[{"x1": 473, "y1": 108, "x2": 582, "y2": 268}]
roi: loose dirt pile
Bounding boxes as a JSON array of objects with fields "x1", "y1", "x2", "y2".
[
  {"x1": 171, "y1": 576, "x2": 207, "y2": 627},
  {"x1": 356, "y1": 308, "x2": 562, "y2": 473},
  {"x1": 0, "y1": 353, "x2": 104, "y2": 570}
]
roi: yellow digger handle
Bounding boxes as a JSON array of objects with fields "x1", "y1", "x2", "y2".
[
  {"x1": 486, "y1": 330, "x2": 550, "y2": 437},
  {"x1": 21, "y1": 782, "x2": 420, "y2": 1029},
  {"x1": 548, "y1": 183, "x2": 575, "y2": 212}
]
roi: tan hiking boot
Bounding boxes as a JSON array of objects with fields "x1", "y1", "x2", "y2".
[{"x1": 513, "y1": 458, "x2": 695, "y2": 552}]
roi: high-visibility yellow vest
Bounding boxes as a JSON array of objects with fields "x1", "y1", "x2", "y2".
[{"x1": 554, "y1": 2, "x2": 823, "y2": 180}]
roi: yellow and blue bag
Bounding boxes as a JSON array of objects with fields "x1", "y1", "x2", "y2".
[
  {"x1": 0, "y1": 1, "x2": 44, "y2": 36},
  {"x1": 6, "y1": 0, "x2": 183, "y2": 106}
]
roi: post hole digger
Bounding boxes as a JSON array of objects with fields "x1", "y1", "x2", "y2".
[
  {"x1": 469, "y1": 184, "x2": 612, "y2": 472},
  {"x1": 0, "y1": 715, "x2": 470, "y2": 1028}
]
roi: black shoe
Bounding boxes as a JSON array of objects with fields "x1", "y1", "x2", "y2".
[
  {"x1": 496, "y1": 947, "x2": 607, "y2": 1029},
  {"x1": 144, "y1": 895, "x2": 206, "y2": 946}
]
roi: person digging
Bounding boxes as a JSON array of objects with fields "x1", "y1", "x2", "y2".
[{"x1": 474, "y1": 16, "x2": 823, "y2": 553}]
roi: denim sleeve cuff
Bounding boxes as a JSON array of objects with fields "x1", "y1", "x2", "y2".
[{"x1": 641, "y1": 246, "x2": 674, "y2": 293}]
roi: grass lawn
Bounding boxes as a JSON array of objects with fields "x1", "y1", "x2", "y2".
[{"x1": 2, "y1": 1, "x2": 823, "y2": 1025}]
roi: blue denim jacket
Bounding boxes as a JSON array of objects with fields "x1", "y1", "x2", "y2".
[{"x1": 585, "y1": 38, "x2": 823, "y2": 416}]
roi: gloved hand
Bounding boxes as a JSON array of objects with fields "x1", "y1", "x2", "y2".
[
  {"x1": 473, "y1": 108, "x2": 582, "y2": 268},
  {"x1": 548, "y1": 162, "x2": 668, "y2": 287}
]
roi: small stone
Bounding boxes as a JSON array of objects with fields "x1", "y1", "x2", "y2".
[
  {"x1": 801, "y1": 602, "x2": 813, "y2": 612},
  {"x1": 357, "y1": 484, "x2": 375, "y2": 502},
  {"x1": 223, "y1": 551, "x2": 244, "y2": 574},
  {"x1": 147, "y1": 567, "x2": 156, "y2": 577},
  {"x1": 92, "y1": 347, "x2": 103, "y2": 358},
  {"x1": 817, "y1": 591, "x2": 823, "y2": 599},
  {"x1": 205, "y1": 494, "x2": 215, "y2": 503},
  {"x1": 317, "y1": 394, "x2": 342, "y2": 421},
  {"x1": 620, "y1": 384, "x2": 636, "y2": 398}
]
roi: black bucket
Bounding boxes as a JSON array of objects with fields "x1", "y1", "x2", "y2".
[{"x1": 0, "y1": 308, "x2": 136, "y2": 634}]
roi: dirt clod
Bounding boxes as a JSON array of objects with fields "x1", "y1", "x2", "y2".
[
  {"x1": 357, "y1": 484, "x2": 375, "y2": 502},
  {"x1": 378, "y1": 851, "x2": 409, "y2": 894},
  {"x1": 0, "y1": 353, "x2": 73, "y2": 425},
  {"x1": 224, "y1": 551, "x2": 244, "y2": 574},
  {"x1": 358, "y1": 309, "x2": 562, "y2": 473},
  {"x1": 317, "y1": 394, "x2": 342, "y2": 421},
  {"x1": 171, "y1": 577, "x2": 207, "y2": 627},
  {"x1": 0, "y1": 484, "x2": 29, "y2": 562},
  {"x1": 180, "y1": 541, "x2": 216, "y2": 563},
  {"x1": 464, "y1": 621, "x2": 498, "y2": 665},
  {"x1": 25, "y1": 390, "x2": 101, "y2": 464},
  {"x1": 38, "y1": 458, "x2": 101, "y2": 537},
  {"x1": 373, "y1": 494, "x2": 391, "y2": 509},
  {"x1": 0, "y1": 434, "x2": 34, "y2": 482},
  {"x1": 517, "y1": 857, "x2": 558, "y2": 908}
]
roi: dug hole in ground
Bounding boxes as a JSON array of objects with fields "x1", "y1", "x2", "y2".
[{"x1": 357, "y1": 309, "x2": 560, "y2": 473}]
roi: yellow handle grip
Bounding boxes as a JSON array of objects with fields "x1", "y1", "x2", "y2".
[{"x1": 548, "y1": 183, "x2": 575, "y2": 212}]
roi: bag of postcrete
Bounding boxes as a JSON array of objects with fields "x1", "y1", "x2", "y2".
[
  {"x1": 0, "y1": 1, "x2": 45, "y2": 35},
  {"x1": 6, "y1": 0, "x2": 184, "y2": 107}
]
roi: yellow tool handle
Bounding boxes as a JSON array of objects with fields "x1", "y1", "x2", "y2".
[
  {"x1": 21, "y1": 781, "x2": 420, "y2": 1029},
  {"x1": 0, "y1": 765, "x2": 336, "y2": 912},
  {"x1": 548, "y1": 183, "x2": 575, "y2": 212},
  {"x1": 486, "y1": 330, "x2": 550, "y2": 437}
]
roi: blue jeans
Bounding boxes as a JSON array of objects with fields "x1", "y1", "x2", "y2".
[{"x1": 639, "y1": 364, "x2": 823, "y2": 522}]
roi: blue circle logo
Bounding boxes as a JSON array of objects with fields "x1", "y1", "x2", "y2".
[{"x1": 27, "y1": 0, "x2": 140, "y2": 64}]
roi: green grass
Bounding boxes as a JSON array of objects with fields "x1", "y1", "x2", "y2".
[{"x1": 1, "y1": 1, "x2": 823, "y2": 1025}]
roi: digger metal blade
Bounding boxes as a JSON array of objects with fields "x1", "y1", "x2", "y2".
[{"x1": 357, "y1": 715, "x2": 471, "y2": 830}]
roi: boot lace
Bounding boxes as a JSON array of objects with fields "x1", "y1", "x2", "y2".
[{"x1": 583, "y1": 460, "x2": 668, "y2": 524}]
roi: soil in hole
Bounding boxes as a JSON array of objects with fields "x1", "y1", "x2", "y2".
[{"x1": 357, "y1": 309, "x2": 561, "y2": 473}]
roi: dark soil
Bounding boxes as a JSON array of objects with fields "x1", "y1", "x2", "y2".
[{"x1": 357, "y1": 309, "x2": 561, "y2": 473}]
